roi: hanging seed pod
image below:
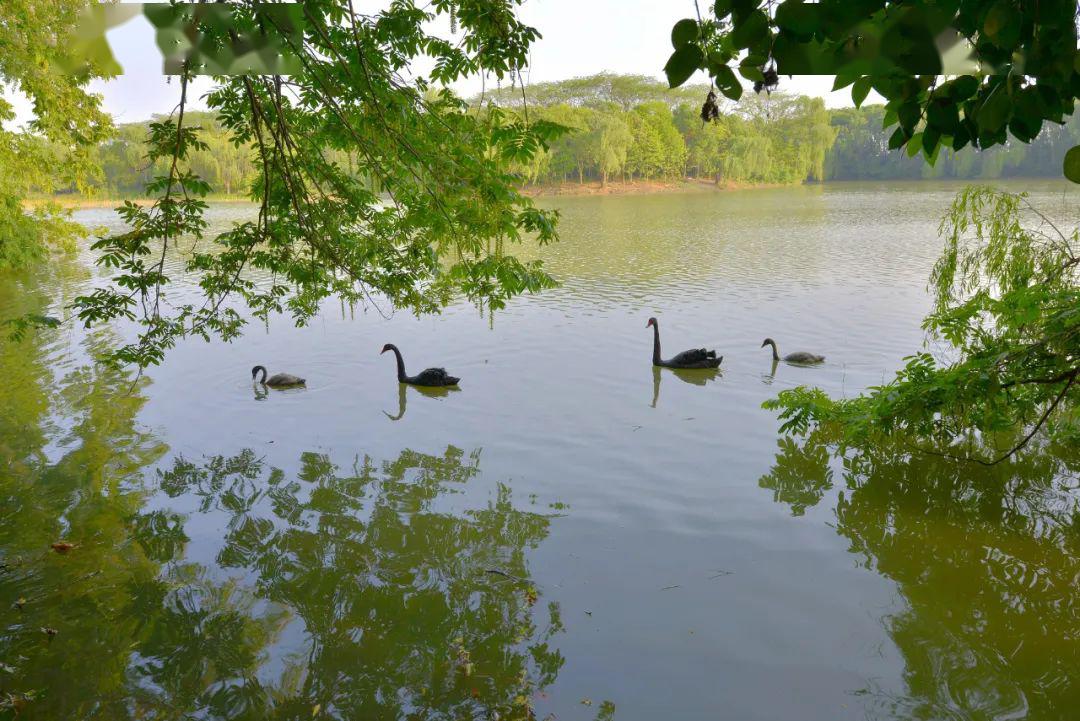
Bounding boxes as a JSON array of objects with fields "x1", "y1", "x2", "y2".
[
  {"x1": 700, "y1": 90, "x2": 720, "y2": 124},
  {"x1": 754, "y1": 62, "x2": 780, "y2": 96},
  {"x1": 762, "y1": 65, "x2": 779, "y2": 92},
  {"x1": 449, "y1": 3, "x2": 457, "y2": 34}
]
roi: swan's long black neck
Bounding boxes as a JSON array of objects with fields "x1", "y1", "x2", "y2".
[
  {"x1": 253, "y1": 365, "x2": 268, "y2": 383},
  {"x1": 651, "y1": 323, "x2": 662, "y2": 365},
  {"x1": 766, "y1": 340, "x2": 780, "y2": 361},
  {"x1": 388, "y1": 345, "x2": 407, "y2": 382}
]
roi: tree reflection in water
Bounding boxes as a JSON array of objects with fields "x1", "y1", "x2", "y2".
[
  {"x1": 135, "y1": 446, "x2": 567, "y2": 720},
  {"x1": 759, "y1": 435, "x2": 1080, "y2": 719},
  {"x1": 2, "y1": 371, "x2": 568, "y2": 720},
  {"x1": 0, "y1": 270, "x2": 580, "y2": 720}
]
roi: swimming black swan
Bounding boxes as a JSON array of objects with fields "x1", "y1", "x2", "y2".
[
  {"x1": 646, "y1": 317, "x2": 722, "y2": 369},
  {"x1": 251, "y1": 365, "x2": 306, "y2": 387},
  {"x1": 381, "y1": 343, "x2": 460, "y2": 387},
  {"x1": 761, "y1": 338, "x2": 825, "y2": 364}
]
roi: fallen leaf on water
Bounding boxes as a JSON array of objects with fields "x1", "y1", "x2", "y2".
[
  {"x1": 14, "y1": 597, "x2": 26, "y2": 610},
  {"x1": 580, "y1": 698, "x2": 592, "y2": 706},
  {"x1": 311, "y1": 703, "x2": 321, "y2": 717},
  {"x1": 41, "y1": 627, "x2": 58, "y2": 638},
  {"x1": 50, "y1": 542, "x2": 76, "y2": 553}
]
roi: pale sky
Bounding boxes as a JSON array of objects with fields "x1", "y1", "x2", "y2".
[{"x1": 8, "y1": 1, "x2": 872, "y2": 126}]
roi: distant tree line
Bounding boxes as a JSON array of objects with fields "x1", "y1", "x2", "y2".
[
  {"x1": 73, "y1": 111, "x2": 361, "y2": 198},
  {"x1": 826, "y1": 104, "x2": 1080, "y2": 181},
  {"x1": 59, "y1": 75, "x2": 1080, "y2": 198}
]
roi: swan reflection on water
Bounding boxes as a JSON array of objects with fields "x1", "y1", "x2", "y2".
[
  {"x1": 651, "y1": 364, "x2": 721, "y2": 408},
  {"x1": 384, "y1": 382, "x2": 461, "y2": 420},
  {"x1": 761, "y1": 358, "x2": 780, "y2": 385},
  {"x1": 252, "y1": 381, "x2": 309, "y2": 401}
]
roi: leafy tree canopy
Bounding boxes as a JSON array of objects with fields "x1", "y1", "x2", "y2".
[
  {"x1": 0, "y1": 0, "x2": 113, "y2": 268},
  {"x1": 665, "y1": 1, "x2": 1080, "y2": 177},
  {"x1": 12, "y1": 1, "x2": 563, "y2": 369}
]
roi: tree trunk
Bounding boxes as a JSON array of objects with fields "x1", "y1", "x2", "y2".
[
  {"x1": 578, "y1": 165, "x2": 584, "y2": 185},
  {"x1": 601, "y1": 170, "x2": 607, "y2": 188}
]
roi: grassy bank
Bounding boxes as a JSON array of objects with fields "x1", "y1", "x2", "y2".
[
  {"x1": 22, "y1": 193, "x2": 251, "y2": 210},
  {"x1": 24, "y1": 180, "x2": 792, "y2": 210},
  {"x1": 522, "y1": 178, "x2": 791, "y2": 197}
]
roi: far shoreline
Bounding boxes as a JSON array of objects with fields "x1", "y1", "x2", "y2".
[
  {"x1": 522, "y1": 178, "x2": 790, "y2": 197},
  {"x1": 26, "y1": 180, "x2": 784, "y2": 210},
  {"x1": 23, "y1": 176, "x2": 1076, "y2": 211}
]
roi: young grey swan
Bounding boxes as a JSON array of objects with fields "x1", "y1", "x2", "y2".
[
  {"x1": 761, "y1": 338, "x2": 824, "y2": 364},
  {"x1": 647, "y1": 317, "x2": 722, "y2": 369},
  {"x1": 251, "y1": 365, "x2": 306, "y2": 387}
]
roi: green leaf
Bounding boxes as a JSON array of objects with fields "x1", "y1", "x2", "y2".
[
  {"x1": 730, "y1": 9, "x2": 769, "y2": 49},
  {"x1": 888, "y1": 127, "x2": 908, "y2": 150},
  {"x1": 923, "y1": 135, "x2": 942, "y2": 166},
  {"x1": 927, "y1": 98, "x2": 960, "y2": 132},
  {"x1": 832, "y1": 70, "x2": 858, "y2": 92},
  {"x1": 921, "y1": 126, "x2": 940, "y2": 156},
  {"x1": 663, "y1": 44, "x2": 704, "y2": 88},
  {"x1": 949, "y1": 75, "x2": 980, "y2": 101},
  {"x1": 730, "y1": 0, "x2": 758, "y2": 20},
  {"x1": 1062, "y1": 145, "x2": 1080, "y2": 183},
  {"x1": 671, "y1": 19, "x2": 699, "y2": 49},
  {"x1": 714, "y1": 0, "x2": 733, "y2": 20},
  {"x1": 775, "y1": 1, "x2": 820, "y2": 37},
  {"x1": 707, "y1": 50, "x2": 734, "y2": 72},
  {"x1": 897, "y1": 102, "x2": 922, "y2": 133},
  {"x1": 739, "y1": 63, "x2": 765, "y2": 82},
  {"x1": 976, "y1": 86, "x2": 1011, "y2": 134},
  {"x1": 983, "y1": 0, "x2": 1021, "y2": 49},
  {"x1": 905, "y1": 132, "x2": 923, "y2": 157},
  {"x1": 714, "y1": 65, "x2": 743, "y2": 101},
  {"x1": 951, "y1": 124, "x2": 971, "y2": 150},
  {"x1": 851, "y1": 77, "x2": 872, "y2": 107}
]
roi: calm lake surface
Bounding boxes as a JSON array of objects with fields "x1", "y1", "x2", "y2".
[{"x1": 2, "y1": 181, "x2": 1078, "y2": 720}]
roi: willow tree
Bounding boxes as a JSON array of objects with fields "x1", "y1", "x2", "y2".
[
  {"x1": 663, "y1": 1, "x2": 1079, "y2": 462},
  {"x1": 34, "y1": 1, "x2": 560, "y2": 369}
]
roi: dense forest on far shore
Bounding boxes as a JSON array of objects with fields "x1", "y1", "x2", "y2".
[{"x1": 30, "y1": 74, "x2": 1080, "y2": 199}]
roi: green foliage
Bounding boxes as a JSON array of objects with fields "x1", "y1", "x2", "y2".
[
  {"x1": 765, "y1": 187, "x2": 1079, "y2": 464},
  {"x1": 58, "y1": 1, "x2": 560, "y2": 369},
  {"x1": 667, "y1": 1, "x2": 1080, "y2": 177},
  {"x1": 0, "y1": 0, "x2": 113, "y2": 270},
  {"x1": 480, "y1": 75, "x2": 837, "y2": 186},
  {"x1": 826, "y1": 105, "x2": 1080, "y2": 181}
]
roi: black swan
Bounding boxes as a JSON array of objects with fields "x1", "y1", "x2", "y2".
[
  {"x1": 761, "y1": 338, "x2": 825, "y2": 364},
  {"x1": 646, "y1": 317, "x2": 722, "y2": 369},
  {"x1": 251, "y1": 365, "x2": 306, "y2": 387},
  {"x1": 381, "y1": 343, "x2": 460, "y2": 387}
]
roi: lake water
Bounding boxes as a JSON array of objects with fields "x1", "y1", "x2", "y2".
[{"x1": 2, "y1": 181, "x2": 1078, "y2": 720}]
